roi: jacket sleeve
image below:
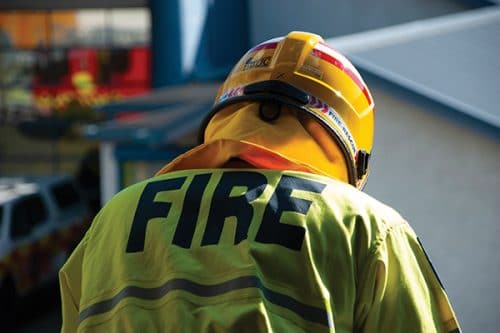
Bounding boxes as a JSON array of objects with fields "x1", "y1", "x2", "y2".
[
  {"x1": 354, "y1": 222, "x2": 461, "y2": 333},
  {"x1": 59, "y1": 233, "x2": 88, "y2": 333}
]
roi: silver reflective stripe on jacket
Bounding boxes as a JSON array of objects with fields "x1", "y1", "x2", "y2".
[{"x1": 79, "y1": 275, "x2": 333, "y2": 328}]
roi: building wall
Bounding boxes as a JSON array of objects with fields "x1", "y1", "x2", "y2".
[
  {"x1": 364, "y1": 78, "x2": 500, "y2": 332},
  {"x1": 248, "y1": 0, "x2": 470, "y2": 43}
]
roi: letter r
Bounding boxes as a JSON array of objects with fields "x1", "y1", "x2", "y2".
[{"x1": 255, "y1": 175, "x2": 326, "y2": 251}]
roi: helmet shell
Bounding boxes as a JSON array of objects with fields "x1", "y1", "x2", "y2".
[{"x1": 200, "y1": 31, "x2": 375, "y2": 189}]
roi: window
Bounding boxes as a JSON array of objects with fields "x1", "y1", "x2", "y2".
[
  {"x1": 109, "y1": 8, "x2": 150, "y2": 47},
  {"x1": 0, "y1": 49, "x2": 35, "y2": 120},
  {"x1": 34, "y1": 49, "x2": 68, "y2": 85},
  {"x1": 0, "y1": 11, "x2": 49, "y2": 49},
  {"x1": 50, "y1": 181, "x2": 81, "y2": 210},
  {"x1": 0, "y1": 8, "x2": 151, "y2": 116},
  {"x1": 11, "y1": 194, "x2": 48, "y2": 239}
]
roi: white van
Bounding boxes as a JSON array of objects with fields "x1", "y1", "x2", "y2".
[{"x1": 0, "y1": 175, "x2": 92, "y2": 325}]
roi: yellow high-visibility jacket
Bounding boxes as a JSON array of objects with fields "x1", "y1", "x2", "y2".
[{"x1": 60, "y1": 168, "x2": 460, "y2": 333}]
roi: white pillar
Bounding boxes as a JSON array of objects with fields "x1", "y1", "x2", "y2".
[{"x1": 99, "y1": 142, "x2": 119, "y2": 207}]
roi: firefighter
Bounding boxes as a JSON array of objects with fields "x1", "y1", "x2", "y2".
[{"x1": 60, "y1": 31, "x2": 461, "y2": 332}]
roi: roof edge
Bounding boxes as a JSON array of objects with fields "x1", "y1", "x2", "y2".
[{"x1": 326, "y1": 6, "x2": 500, "y2": 53}]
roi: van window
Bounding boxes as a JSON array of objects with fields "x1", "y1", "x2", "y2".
[
  {"x1": 50, "y1": 181, "x2": 81, "y2": 210},
  {"x1": 11, "y1": 194, "x2": 48, "y2": 239}
]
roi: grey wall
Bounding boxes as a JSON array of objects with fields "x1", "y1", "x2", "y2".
[
  {"x1": 364, "y1": 80, "x2": 500, "y2": 332},
  {"x1": 249, "y1": 0, "x2": 470, "y2": 43}
]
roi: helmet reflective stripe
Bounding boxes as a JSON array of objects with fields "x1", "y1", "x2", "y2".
[
  {"x1": 313, "y1": 42, "x2": 372, "y2": 106},
  {"x1": 307, "y1": 98, "x2": 357, "y2": 156},
  {"x1": 218, "y1": 86, "x2": 245, "y2": 102},
  {"x1": 244, "y1": 37, "x2": 282, "y2": 54}
]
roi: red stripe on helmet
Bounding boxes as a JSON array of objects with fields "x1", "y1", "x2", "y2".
[
  {"x1": 249, "y1": 42, "x2": 279, "y2": 53},
  {"x1": 311, "y1": 48, "x2": 372, "y2": 105}
]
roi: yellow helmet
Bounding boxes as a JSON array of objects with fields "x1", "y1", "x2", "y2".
[{"x1": 199, "y1": 31, "x2": 375, "y2": 189}]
